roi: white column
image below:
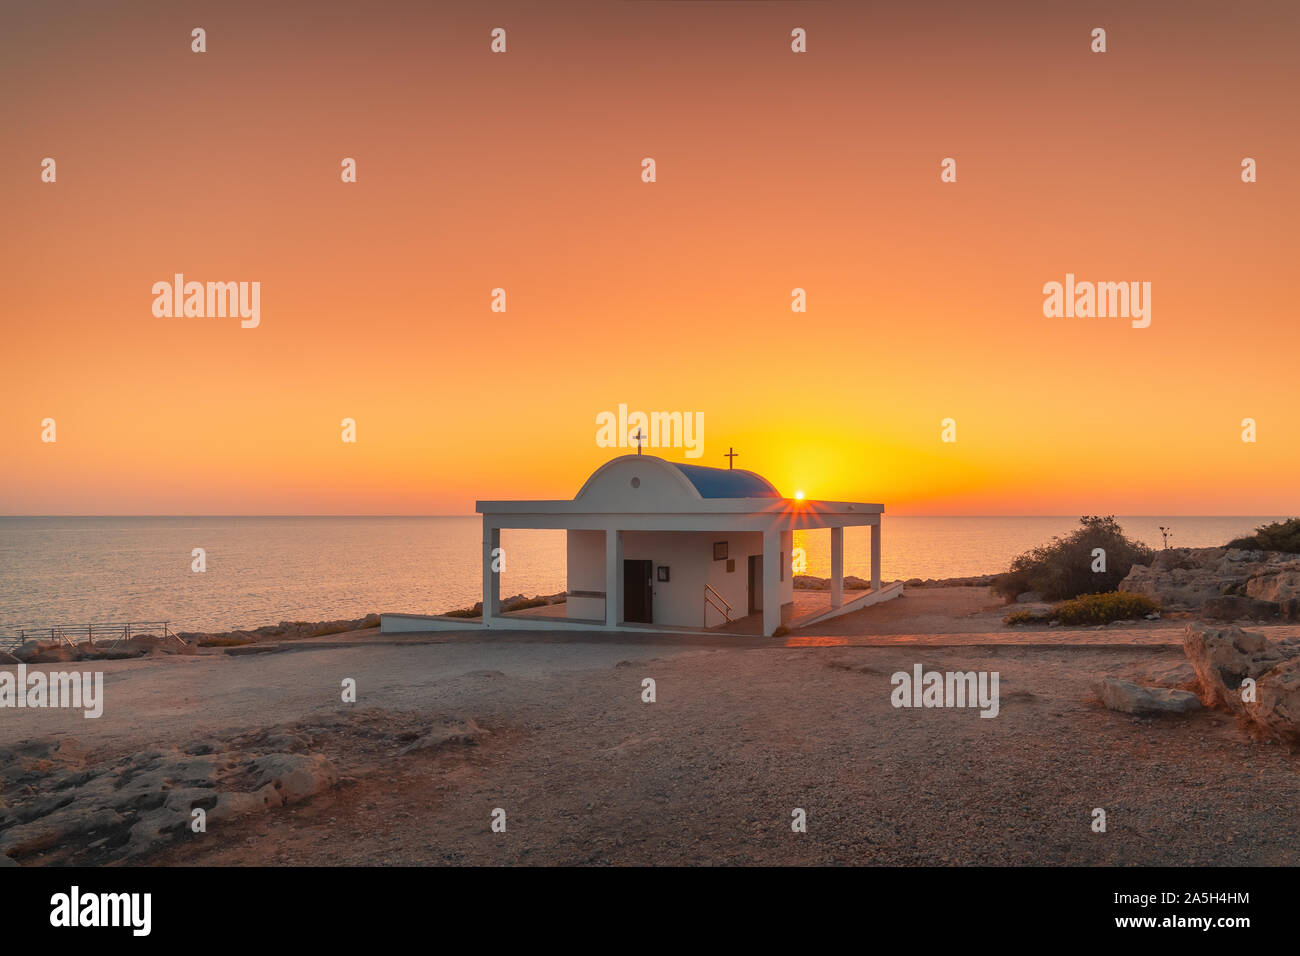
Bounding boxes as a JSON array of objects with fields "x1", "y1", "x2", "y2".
[
  {"x1": 482, "y1": 524, "x2": 501, "y2": 625},
  {"x1": 762, "y1": 528, "x2": 781, "y2": 636},
  {"x1": 830, "y1": 526, "x2": 844, "y2": 609},
  {"x1": 604, "y1": 528, "x2": 623, "y2": 627},
  {"x1": 870, "y1": 520, "x2": 882, "y2": 591}
]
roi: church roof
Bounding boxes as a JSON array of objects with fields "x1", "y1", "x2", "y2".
[
  {"x1": 569, "y1": 455, "x2": 780, "y2": 504},
  {"x1": 477, "y1": 454, "x2": 883, "y2": 522},
  {"x1": 672, "y1": 463, "x2": 780, "y2": 499}
]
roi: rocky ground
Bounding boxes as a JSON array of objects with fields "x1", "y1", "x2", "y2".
[
  {"x1": 1, "y1": 726, "x2": 340, "y2": 863},
  {"x1": 2, "y1": 587, "x2": 1297, "y2": 867}
]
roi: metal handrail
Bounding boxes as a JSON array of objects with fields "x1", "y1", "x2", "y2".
[
  {"x1": 2, "y1": 622, "x2": 187, "y2": 651},
  {"x1": 703, "y1": 584, "x2": 733, "y2": 626}
]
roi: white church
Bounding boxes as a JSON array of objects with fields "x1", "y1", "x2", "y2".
[{"x1": 382, "y1": 454, "x2": 901, "y2": 638}]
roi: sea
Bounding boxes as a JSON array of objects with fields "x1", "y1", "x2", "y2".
[{"x1": 0, "y1": 516, "x2": 1285, "y2": 633}]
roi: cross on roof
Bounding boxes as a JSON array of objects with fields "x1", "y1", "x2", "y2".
[
  {"x1": 724, "y1": 446, "x2": 738, "y2": 469},
  {"x1": 632, "y1": 427, "x2": 646, "y2": 454}
]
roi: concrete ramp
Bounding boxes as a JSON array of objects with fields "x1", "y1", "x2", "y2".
[{"x1": 791, "y1": 581, "x2": 905, "y2": 629}]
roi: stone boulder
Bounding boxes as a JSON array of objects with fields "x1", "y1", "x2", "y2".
[
  {"x1": 1183, "y1": 624, "x2": 1300, "y2": 741},
  {"x1": 1094, "y1": 678, "x2": 1201, "y2": 715},
  {"x1": 1182, "y1": 624, "x2": 1289, "y2": 710}
]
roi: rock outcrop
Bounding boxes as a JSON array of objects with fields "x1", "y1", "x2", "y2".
[
  {"x1": 0, "y1": 733, "x2": 339, "y2": 865},
  {"x1": 1245, "y1": 562, "x2": 1300, "y2": 603},
  {"x1": 1121, "y1": 548, "x2": 1272, "y2": 608},
  {"x1": 1182, "y1": 623, "x2": 1300, "y2": 742},
  {"x1": 1120, "y1": 548, "x2": 1300, "y2": 619},
  {"x1": 0, "y1": 710, "x2": 488, "y2": 866}
]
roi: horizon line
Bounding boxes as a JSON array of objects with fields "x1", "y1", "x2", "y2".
[{"x1": 0, "y1": 514, "x2": 1289, "y2": 520}]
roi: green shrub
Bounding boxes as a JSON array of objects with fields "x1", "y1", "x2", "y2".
[
  {"x1": 1051, "y1": 591, "x2": 1158, "y2": 625},
  {"x1": 1004, "y1": 591, "x2": 1159, "y2": 626},
  {"x1": 1226, "y1": 518, "x2": 1300, "y2": 553},
  {"x1": 992, "y1": 516, "x2": 1155, "y2": 602}
]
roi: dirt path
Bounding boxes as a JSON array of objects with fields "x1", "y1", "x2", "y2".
[
  {"x1": 7, "y1": 586, "x2": 1297, "y2": 866},
  {"x1": 130, "y1": 640, "x2": 1296, "y2": 867}
]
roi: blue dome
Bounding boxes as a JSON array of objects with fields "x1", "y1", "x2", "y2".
[{"x1": 673, "y1": 463, "x2": 780, "y2": 499}]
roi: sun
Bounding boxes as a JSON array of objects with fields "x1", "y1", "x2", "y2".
[{"x1": 794, "y1": 489, "x2": 806, "y2": 501}]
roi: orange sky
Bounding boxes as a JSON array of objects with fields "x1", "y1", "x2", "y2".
[{"x1": 3, "y1": 0, "x2": 1298, "y2": 515}]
